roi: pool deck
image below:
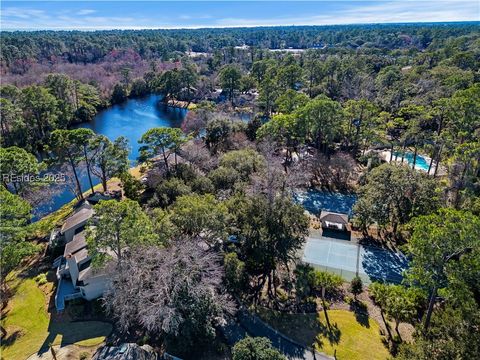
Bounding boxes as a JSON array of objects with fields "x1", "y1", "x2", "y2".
[{"x1": 379, "y1": 150, "x2": 446, "y2": 176}]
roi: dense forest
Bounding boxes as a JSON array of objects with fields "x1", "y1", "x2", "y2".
[
  {"x1": 1, "y1": 23, "x2": 479, "y2": 360},
  {"x1": 2, "y1": 22, "x2": 478, "y2": 62}
]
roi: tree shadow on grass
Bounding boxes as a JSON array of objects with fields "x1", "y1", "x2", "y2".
[
  {"x1": 37, "y1": 284, "x2": 112, "y2": 355},
  {"x1": 1, "y1": 329, "x2": 24, "y2": 347},
  {"x1": 349, "y1": 300, "x2": 370, "y2": 328},
  {"x1": 1, "y1": 264, "x2": 45, "y2": 350},
  {"x1": 315, "y1": 321, "x2": 341, "y2": 349},
  {"x1": 3, "y1": 265, "x2": 39, "y2": 307},
  {"x1": 255, "y1": 308, "x2": 322, "y2": 347},
  {"x1": 38, "y1": 317, "x2": 113, "y2": 355}
]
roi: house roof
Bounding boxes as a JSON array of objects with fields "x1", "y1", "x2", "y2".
[
  {"x1": 78, "y1": 266, "x2": 93, "y2": 281},
  {"x1": 319, "y1": 211, "x2": 349, "y2": 225},
  {"x1": 61, "y1": 207, "x2": 94, "y2": 233},
  {"x1": 73, "y1": 248, "x2": 89, "y2": 263},
  {"x1": 78, "y1": 262, "x2": 108, "y2": 282},
  {"x1": 64, "y1": 232, "x2": 87, "y2": 256}
]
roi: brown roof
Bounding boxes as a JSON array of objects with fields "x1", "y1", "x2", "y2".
[
  {"x1": 61, "y1": 207, "x2": 94, "y2": 233},
  {"x1": 319, "y1": 211, "x2": 349, "y2": 225},
  {"x1": 64, "y1": 232, "x2": 88, "y2": 256}
]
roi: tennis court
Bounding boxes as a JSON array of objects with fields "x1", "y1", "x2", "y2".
[
  {"x1": 294, "y1": 190, "x2": 357, "y2": 216},
  {"x1": 302, "y1": 236, "x2": 408, "y2": 284}
]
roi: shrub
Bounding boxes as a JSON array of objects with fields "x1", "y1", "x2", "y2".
[
  {"x1": 208, "y1": 166, "x2": 240, "y2": 190},
  {"x1": 138, "y1": 334, "x2": 150, "y2": 346},
  {"x1": 313, "y1": 270, "x2": 343, "y2": 297},
  {"x1": 172, "y1": 163, "x2": 197, "y2": 184},
  {"x1": 233, "y1": 337, "x2": 286, "y2": 360},
  {"x1": 224, "y1": 252, "x2": 248, "y2": 293},
  {"x1": 294, "y1": 263, "x2": 316, "y2": 300},
  {"x1": 246, "y1": 117, "x2": 263, "y2": 141},
  {"x1": 191, "y1": 176, "x2": 215, "y2": 194},
  {"x1": 350, "y1": 276, "x2": 363, "y2": 299},
  {"x1": 155, "y1": 177, "x2": 191, "y2": 207},
  {"x1": 219, "y1": 148, "x2": 266, "y2": 180},
  {"x1": 34, "y1": 273, "x2": 48, "y2": 285},
  {"x1": 79, "y1": 351, "x2": 89, "y2": 360},
  {"x1": 119, "y1": 172, "x2": 144, "y2": 201},
  {"x1": 276, "y1": 288, "x2": 289, "y2": 303}
]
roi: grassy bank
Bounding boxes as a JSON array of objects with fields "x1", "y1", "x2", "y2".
[
  {"x1": 256, "y1": 308, "x2": 389, "y2": 360},
  {"x1": 1, "y1": 272, "x2": 111, "y2": 360}
]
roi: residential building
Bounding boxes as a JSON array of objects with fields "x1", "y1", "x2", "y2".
[{"x1": 53, "y1": 202, "x2": 109, "y2": 311}]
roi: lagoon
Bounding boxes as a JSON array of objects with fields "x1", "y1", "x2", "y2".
[
  {"x1": 35, "y1": 95, "x2": 187, "y2": 219},
  {"x1": 77, "y1": 95, "x2": 187, "y2": 161}
]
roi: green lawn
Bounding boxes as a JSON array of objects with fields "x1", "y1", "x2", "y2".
[
  {"x1": 1, "y1": 276, "x2": 112, "y2": 360},
  {"x1": 256, "y1": 308, "x2": 389, "y2": 360}
]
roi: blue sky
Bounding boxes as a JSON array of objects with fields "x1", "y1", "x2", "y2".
[{"x1": 1, "y1": 1, "x2": 479, "y2": 30}]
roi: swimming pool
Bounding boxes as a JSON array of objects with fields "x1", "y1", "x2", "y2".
[
  {"x1": 294, "y1": 189, "x2": 357, "y2": 216},
  {"x1": 393, "y1": 151, "x2": 430, "y2": 171}
]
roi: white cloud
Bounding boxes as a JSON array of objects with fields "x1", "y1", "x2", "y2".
[
  {"x1": 1, "y1": 7, "x2": 48, "y2": 20},
  {"x1": 77, "y1": 9, "x2": 96, "y2": 16},
  {"x1": 216, "y1": 1, "x2": 479, "y2": 27}
]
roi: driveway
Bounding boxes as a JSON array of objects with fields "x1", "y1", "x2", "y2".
[{"x1": 222, "y1": 307, "x2": 334, "y2": 360}]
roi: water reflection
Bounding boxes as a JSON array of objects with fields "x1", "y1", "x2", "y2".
[{"x1": 34, "y1": 95, "x2": 186, "y2": 220}]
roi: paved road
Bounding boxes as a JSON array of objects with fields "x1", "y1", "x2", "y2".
[{"x1": 221, "y1": 307, "x2": 334, "y2": 360}]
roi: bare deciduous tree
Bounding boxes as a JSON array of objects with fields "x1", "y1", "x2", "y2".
[
  {"x1": 309, "y1": 151, "x2": 360, "y2": 191},
  {"x1": 103, "y1": 239, "x2": 234, "y2": 350},
  {"x1": 179, "y1": 139, "x2": 217, "y2": 172},
  {"x1": 250, "y1": 140, "x2": 310, "y2": 204}
]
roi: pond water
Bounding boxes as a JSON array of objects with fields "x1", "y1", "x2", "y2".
[
  {"x1": 294, "y1": 189, "x2": 357, "y2": 216},
  {"x1": 34, "y1": 95, "x2": 187, "y2": 220},
  {"x1": 76, "y1": 95, "x2": 187, "y2": 161}
]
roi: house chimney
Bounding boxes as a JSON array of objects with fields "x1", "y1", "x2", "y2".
[{"x1": 66, "y1": 254, "x2": 79, "y2": 285}]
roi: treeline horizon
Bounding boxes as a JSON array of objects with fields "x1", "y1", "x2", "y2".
[
  {"x1": 2, "y1": 21, "x2": 478, "y2": 33},
  {"x1": 2, "y1": 22, "x2": 479, "y2": 65}
]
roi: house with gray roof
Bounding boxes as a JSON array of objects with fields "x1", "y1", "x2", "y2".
[
  {"x1": 319, "y1": 211, "x2": 349, "y2": 231},
  {"x1": 60, "y1": 201, "x2": 94, "y2": 244},
  {"x1": 53, "y1": 203, "x2": 110, "y2": 311}
]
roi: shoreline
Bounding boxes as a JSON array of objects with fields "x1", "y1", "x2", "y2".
[
  {"x1": 34, "y1": 93, "x2": 190, "y2": 223},
  {"x1": 32, "y1": 163, "x2": 144, "y2": 237}
]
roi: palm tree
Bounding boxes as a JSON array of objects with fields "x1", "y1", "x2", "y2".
[{"x1": 314, "y1": 271, "x2": 342, "y2": 329}]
